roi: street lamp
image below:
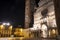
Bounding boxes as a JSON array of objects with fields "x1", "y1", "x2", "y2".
[
  {"x1": 0, "y1": 25, "x2": 4, "y2": 29},
  {"x1": 9, "y1": 25, "x2": 13, "y2": 30},
  {"x1": 20, "y1": 28, "x2": 23, "y2": 32},
  {"x1": 2, "y1": 22, "x2": 11, "y2": 30},
  {"x1": 6, "y1": 23, "x2": 10, "y2": 26},
  {"x1": 2, "y1": 22, "x2": 10, "y2": 26}
]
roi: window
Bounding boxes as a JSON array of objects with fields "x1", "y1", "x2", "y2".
[{"x1": 41, "y1": 9, "x2": 48, "y2": 17}]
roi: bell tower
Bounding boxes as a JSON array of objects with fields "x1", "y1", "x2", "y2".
[
  {"x1": 25, "y1": 0, "x2": 31, "y2": 28},
  {"x1": 25, "y1": 0, "x2": 36, "y2": 28}
]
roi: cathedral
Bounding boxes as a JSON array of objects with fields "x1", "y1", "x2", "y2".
[
  {"x1": 25, "y1": 0, "x2": 58, "y2": 38},
  {"x1": 33, "y1": 0, "x2": 58, "y2": 38}
]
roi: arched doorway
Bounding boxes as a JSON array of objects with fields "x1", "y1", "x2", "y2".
[{"x1": 41, "y1": 24, "x2": 48, "y2": 38}]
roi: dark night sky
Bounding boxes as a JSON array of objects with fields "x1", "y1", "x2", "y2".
[
  {"x1": 0, "y1": 0, "x2": 39, "y2": 28},
  {"x1": 0, "y1": 0, "x2": 25, "y2": 27}
]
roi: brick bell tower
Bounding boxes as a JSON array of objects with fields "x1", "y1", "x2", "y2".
[
  {"x1": 25, "y1": 0, "x2": 31, "y2": 28},
  {"x1": 25, "y1": 0, "x2": 36, "y2": 28}
]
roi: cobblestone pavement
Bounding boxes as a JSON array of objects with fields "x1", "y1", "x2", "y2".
[
  {"x1": 24, "y1": 38, "x2": 58, "y2": 40},
  {"x1": 0, "y1": 37, "x2": 59, "y2": 40}
]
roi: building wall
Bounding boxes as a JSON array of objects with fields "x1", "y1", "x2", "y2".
[
  {"x1": 33, "y1": 0, "x2": 58, "y2": 38},
  {"x1": 0, "y1": 25, "x2": 12, "y2": 37}
]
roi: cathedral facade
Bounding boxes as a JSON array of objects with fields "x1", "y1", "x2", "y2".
[{"x1": 33, "y1": 0, "x2": 58, "y2": 38}]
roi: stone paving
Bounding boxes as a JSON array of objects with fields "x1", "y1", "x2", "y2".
[{"x1": 0, "y1": 37, "x2": 59, "y2": 40}]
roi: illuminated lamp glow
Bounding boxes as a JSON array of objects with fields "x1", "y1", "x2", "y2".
[
  {"x1": 2, "y1": 22, "x2": 10, "y2": 26},
  {"x1": 42, "y1": 24, "x2": 47, "y2": 30},
  {"x1": 52, "y1": 29, "x2": 56, "y2": 34},
  {"x1": 3, "y1": 23, "x2": 6, "y2": 25},
  {"x1": 7, "y1": 23, "x2": 10, "y2": 25}
]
